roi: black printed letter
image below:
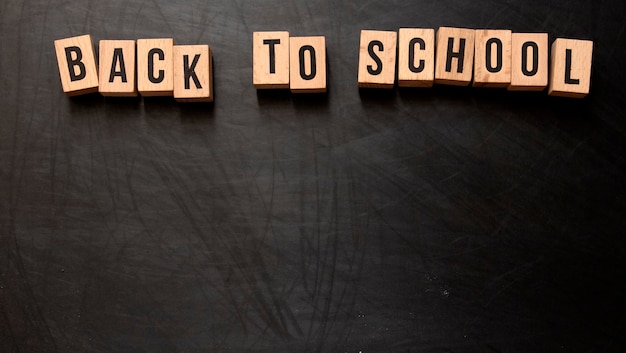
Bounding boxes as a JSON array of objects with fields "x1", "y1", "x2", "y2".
[
  {"x1": 564, "y1": 49, "x2": 579, "y2": 84},
  {"x1": 65, "y1": 46, "x2": 86, "y2": 81},
  {"x1": 109, "y1": 48, "x2": 127, "y2": 83},
  {"x1": 408, "y1": 38, "x2": 425, "y2": 73},
  {"x1": 367, "y1": 40, "x2": 384, "y2": 75},
  {"x1": 485, "y1": 38, "x2": 503, "y2": 73},
  {"x1": 183, "y1": 54, "x2": 202, "y2": 89},
  {"x1": 148, "y1": 48, "x2": 165, "y2": 83},
  {"x1": 299, "y1": 45, "x2": 316, "y2": 80},
  {"x1": 445, "y1": 38, "x2": 466, "y2": 73},
  {"x1": 263, "y1": 39, "x2": 280, "y2": 74}
]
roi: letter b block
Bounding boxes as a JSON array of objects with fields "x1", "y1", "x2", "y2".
[
  {"x1": 435, "y1": 27, "x2": 475, "y2": 86},
  {"x1": 358, "y1": 30, "x2": 397, "y2": 89},
  {"x1": 137, "y1": 38, "x2": 174, "y2": 96},
  {"x1": 173, "y1": 45, "x2": 213, "y2": 102},
  {"x1": 548, "y1": 38, "x2": 593, "y2": 98},
  {"x1": 253, "y1": 31, "x2": 290, "y2": 89},
  {"x1": 54, "y1": 34, "x2": 99, "y2": 96},
  {"x1": 290, "y1": 36, "x2": 326, "y2": 93},
  {"x1": 98, "y1": 40, "x2": 137, "y2": 96}
]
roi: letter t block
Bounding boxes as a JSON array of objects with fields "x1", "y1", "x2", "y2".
[
  {"x1": 54, "y1": 34, "x2": 99, "y2": 96},
  {"x1": 253, "y1": 31, "x2": 290, "y2": 89}
]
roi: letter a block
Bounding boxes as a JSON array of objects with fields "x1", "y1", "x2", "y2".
[
  {"x1": 435, "y1": 27, "x2": 475, "y2": 86},
  {"x1": 173, "y1": 45, "x2": 213, "y2": 102},
  {"x1": 253, "y1": 31, "x2": 290, "y2": 89},
  {"x1": 98, "y1": 40, "x2": 137, "y2": 96},
  {"x1": 397, "y1": 28, "x2": 435, "y2": 88},
  {"x1": 548, "y1": 38, "x2": 593, "y2": 98},
  {"x1": 473, "y1": 29, "x2": 511, "y2": 87},
  {"x1": 358, "y1": 30, "x2": 397, "y2": 89},
  {"x1": 54, "y1": 34, "x2": 99, "y2": 96},
  {"x1": 290, "y1": 36, "x2": 326, "y2": 93},
  {"x1": 509, "y1": 33, "x2": 548, "y2": 91},
  {"x1": 137, "y1": 38, "x2": 174, "y2": 96}
]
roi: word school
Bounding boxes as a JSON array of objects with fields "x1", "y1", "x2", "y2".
[{"x1": 54, "y1": 28, "x2": 593, "y2": 100}]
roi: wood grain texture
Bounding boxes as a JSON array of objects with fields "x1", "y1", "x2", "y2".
[
  {"x1": 548, "y1": 38, "x2": 594, "y2": 98},
  {"x1": 137, "y1": 38, "x2": 174, "y2": 96},
  {"x1": 54, "y1": 34, "x2": 99, "y2": 96},
  {"x1": 98, "y1": 40, "x2": 137, "y2": 96},
  {"x1": 253, "y1": 31, "x2": 290, "y2": 89},
  {"x1": 357, "y1": 30, "x2": 397, "y2": 89},
  {"x1": 289, "y1": 36, "x2": 326, "y2": 93},
  {"x1": 508, "y1": 33, "x2": 548, "y2": 91},
  {"x1": 397, "y1": 28, "x2": 435, "y2": 88}
]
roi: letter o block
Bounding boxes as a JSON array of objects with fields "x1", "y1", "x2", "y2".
[
  {"x1": 357, "y1": 30, "x2": 397, "y2": 89},
  {"x1": 54, "y1": 34, "x2": 99, "y2": 96},
  {"x1": 289, "y1": 36, "x2": 326, "y2": 93},
  {"x1": 508, "y1": 33, "x2": 548, "y2": 91},
  {"x1": 473, "y1": 29, "x2": 512, "y2": 87}
]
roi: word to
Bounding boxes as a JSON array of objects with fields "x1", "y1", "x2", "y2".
[{"x1": 54, "y1": 28, "x2": 593, "y2": 101}]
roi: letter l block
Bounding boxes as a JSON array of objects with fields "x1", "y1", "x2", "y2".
[{"x1": 548, "y1": 38, "x2": 593, "y2": 98}]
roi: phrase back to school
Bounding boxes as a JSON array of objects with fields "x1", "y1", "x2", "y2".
[{"x1": 54, "y1": 28, "x2": 594, "y2": 100}]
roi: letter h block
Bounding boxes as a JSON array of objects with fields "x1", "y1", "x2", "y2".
[
  {"x1": 54, "y1": 34, "x2": 99, "y2": 96},
  {"x1": 434, "y1": 27, "x2": 475, "y2": 86},
  {"x1": 357, "y1": 30, "x2": 397, "y2": 89},
  {"x1": 253, "y1": 31, "x2": 290, "y2": 89},
  {"x1": 137, "y1": 38, "x2": 174, "y2": 96},
  {"x1": 173, "y1": 45, "x2": 213, "y2": 102}
]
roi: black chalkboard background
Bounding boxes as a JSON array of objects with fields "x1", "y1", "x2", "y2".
[{"x1": 2, "y1": 1, "x2": 625, "y2": 352}]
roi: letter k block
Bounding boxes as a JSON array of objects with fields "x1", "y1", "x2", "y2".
[{"x1": 173, "y1": 45, "x2": 213, "y2": 102}]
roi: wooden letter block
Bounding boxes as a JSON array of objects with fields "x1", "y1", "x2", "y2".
[
  {"x1": 253, "y1": 31, "x2": 290, "y2": 89},
  {"x1": 357, "y1": 30, "x2": 397, "y2": 89},
  {"x1": 548, "y1": 38, "x2": 593, "y2": 98},
  {"x1": 435, "y1": 27, "x2": 475, "y2": 86},
  {"x1": 173, "y1": 45, "x2": 213, "y2": 102},
  {"x1": 137, "y1": 38, "x2": 174, "y2": 96},
  {"x1": 289, "y1": 36, "x2": 326, "y2": 93},
  {"x1": 98, "y1": 40, "x2": 137, "y2": 96},
  {"x1": 54, "y1": 34, "x2": 99, "y2": 96},
  {"x1": 473, "y1": 29, "x2": 511, "y2": 87},
  {"x1": 397, "y1": 28, "x2": 435, "y2": 88},
  {"x1": 508, "y1": 33, "x2": 548, "y2": 91}
]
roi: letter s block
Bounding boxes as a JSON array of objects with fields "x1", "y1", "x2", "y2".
[
  {"x1": 54, "y1": 34, "x2": 99, "y2": 96},
  {"x1": 173, "y1": 45, "x2": 213, "y2": 102},
  {"x1": 98, "y1": 40, "x2": 137, "y2": 96},
  {"x1": 253, "y1": 31, "x2": 290, "y2": 89},
  {"x1": 137, "y1": 38, "x2": 174, "y2": 96},
  {"x1": 358, "y1": 30, "x2": 397, "y2": 89},
  {"x1": 548, "y1": 38, "x2": 593, "y2": 98},
  {"x1": 289, "y1": 36, "x2": 326, "y2": 93}
]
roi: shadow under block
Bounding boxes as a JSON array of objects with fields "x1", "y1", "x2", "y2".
[
  {"x1": 173, "y1": 45, "x2": 213, "y2": 102},
  {"x1": 98, "y1": 40, "x2": 137, "y2": 97},
  {"x1": 357, "y1": 30, "x2": 397, "y2": 89},
  {"x1": 397, "y1": 28, "x2": 435, "y2": 88},
  {"x1": 253, "y1": 31, "x2": 290, "y2": 89},
  {"x1": 289, "y1": 36, "x2": 326, "y2": 93},
  {"x1": 548, "y1": 38, "x2": 593, "y2": 98},
  {"x1": 54, "y1": 34, "x2": 99, "y2": 96},
  {"x1": 137, "y1": 38, "x2": 174, "y2": 96},
  {"x1": 508, "y1": 33, "x2": 548, "y2": 91},
  {"x1": 473, "y1": 29, "x2": 511, "y2": 88},
  {"x1": 435, "y1": 27, "x2": 475, "y2": 86}
]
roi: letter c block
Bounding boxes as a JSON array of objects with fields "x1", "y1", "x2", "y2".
[
  {"x1": 137, "y1": 38, "x2": 174, "y2": 96},
  {"x1": 173, "y1": 45, "x2": 213, "y2": 102},
  {"x1": 357, "y1": 30, "x2": 397, "y2": 89},
  {"x1": 54, "y1": 34, "x2": 99, "y2": 96},
  {"x1": 289, "y1": 36, "x2": 326, "y2": 93}
]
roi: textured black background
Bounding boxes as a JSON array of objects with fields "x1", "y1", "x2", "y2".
[{"x1": 2, "y1": 0, "x2": 626, "y2": 352}]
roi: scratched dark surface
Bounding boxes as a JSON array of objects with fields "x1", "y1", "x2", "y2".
[{"x1": 1, "y1": 0, "x2": 626, "y2": 352}]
